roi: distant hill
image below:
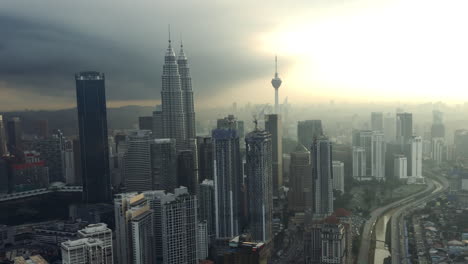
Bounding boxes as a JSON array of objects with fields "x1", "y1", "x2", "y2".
[{"x1": 1, "y1": 105, "x2": 155, "y2": 136}]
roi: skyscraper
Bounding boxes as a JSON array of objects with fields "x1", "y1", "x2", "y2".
[
  {"x1": 123, "y1": 130, "x2": 152, "y2": 192},
  {"x1": 311, "y1": 138, "x2": 334, "y2": 218},
  {"x1": 199, "y1": 179, "x2": 215, "y2": 243},
  {"x1": 177, "y1": 149, "x2": 198, "y2": 194},
  {"x1": 411, "y1": 136, "x2": 423, "y2": 178},
  {"x1": 161, "y1": 37, "x2": 186, "y2": 150},
  {"x1": 75, "y1": 71, "x2": 111, "y2": 204},
  {"x1": 394, "y1": 155, "x2": 407, "y2": 180},
  {"x1": 371, "y1": 112, "x2": 383, "y2": 132},
  {"x1": 0, "y1": 115, "x2": 6, "y2": 157},
  {"x1": 383, "y1": 113, "x2": 396, "y2": 143},
  {"x1": 431, "y1": 110, "x2": 445, "y2": 139},
  {"x1": 431, "y1": 137, "x2": 445, "y2": 165},
  {"x1": 177, "y1": 43, "x2": 196, "y2": 140},
  {"x1": 396, "y1": 112, "x2": 413, "y2": 145},
  {"x1": 197, "y1": 136, "x2": 214, "y2": 182},
  {"x1": 245, "y1": 129, "x2": 273, "y2": 242},
  {"x1": 151, "y1": 138, "x2": 177, "y2": 192},
  {"x1": 6, "y1": 117, "x2": 22, "y2": 154},
  {"x1": 265, "y1": 114, "x2": 283, "y2": 192},
  {"x1": 372, "y1": 132, "x2": 386, "y2": 180},
  {"x1": 212, "y1": 128, "x2": 242, "y2": 239},
  {"x1": 152, "y1": 105, "x2": 163, "y2": 139},
  {"x1": 271, "y1": 56, "x2": 282, "y2": 114},
  {"x1": 332, "y1": 161, "x2": 345, "y2": 193},
  {"x1": 217, "y1": 115, "x2": 245, "y2": 139},
  {"x1": 297, "y1": 120, "x2": 323, "y2": 149},
  {"x1": 289, "y1": 144, "x2": 311, "y2": 212}
]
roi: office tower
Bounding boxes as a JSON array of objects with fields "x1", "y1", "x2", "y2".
[
  {"x1": 138, "y1": 116, "x2": 153, "y2": 131},
  {"x1": 151, "y1": 138, "x2": 177, "y2": 191},
  {"x1": 332, "y1": 161, "x2": 345, "y2": 193},
  {"x1": 6, "y1": 117, "x2": 22, "y2": 154},
  {"x1": 78, "y1": 223, "x2": 113, "y2": 264},
  {"x1": 161, "y1": 38, "x2": 187, "y2": 150},
  {"x1": 64, "y1": 140, "x2": 76, "y2": 185},
  {"x1": 245, "y1": 129, "x2": 273, "y2": 242},
  {"x1": 431, "y1": 110, "x2": 445, "y2": 138},
  {"x1": 265, "y1": 114, "x2": 283, "y2": 192},
  {"x1": 27, "y1": 132, "x2": 65, "y2": 183},
  {"x1": 143, "y1": 187, "x2": 197, "y2": 264},
  {"x1": 212, "y1": 128, "x2": 242, "y2": 239},
  {"x1": 352, "y1": 147, "x2": 366, "y2": 180},
  {"x1": 197, "y1": 221, "x2": 209, "y2": 261},
  {"x1": 178, "y1": 43, "x2": 196, "y2": 140},
  {"x1": 152, "y1": 105, "x2": 163, "y2": 139},
  {"x1": 372, "y1": 132, "x2": 386, "y2": 180},
  {"x1": 197, "y1": 136, "x2": 214, "y2": 182},
  {"x1": 114, "y1": 193, "x2": 154, "y2": 264},
  {"x1": 217, "y1": 115, "x2": 245, "y2": 139},
  {"x1": 123, "y1": 130, "x2": 152, "y2": 192},
  {"x1": 0, "y1": 115, "x2": 6, "y2": 156},
  {"x1": 311, "y1": 138, "x2": 334, "y2": 218},
  {"x1": 75, "y1": 71, "x2": 111, "y2": 204},
  {"x1": 199, "y1": 179, "x2": 215, "y2": 242},
  {"x1": 297, "y1": 120, "x2": 323, "y2": 149},
  {"x1": 431, "y1": 137, "x2": 445, "y2": 165},
  {"x1": 289, "y1": 144, "x2": 311, "y2": 212},
  {"x1": 454, "y1": 129, "x2": 468, "y2": 158},
  {"x1": 394, "y1": 155, "x2": 407, "y2": 179},
  {"x1": 383, "y1": 113, "x2": 396, "y2": 143},
  {"x1": 177, "y1": 149, "x2": 198, "y2": 194},
  {"x1": 271, "y1": 56, "x2": 282, "y2": 114},
  {"x1": 396, "y1": 112, "x2": 413, "y2": 145},
  {"x1": 371, "y1": 112, "x2": 384, "y2": 132},
  {"x1": 61, "y1": 238, "x2": 106, "y2": 264},
  {"x1": 411, "y1": 136, "x2": 423, "y2": 178}
]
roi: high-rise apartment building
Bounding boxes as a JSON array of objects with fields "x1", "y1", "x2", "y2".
[
  {"x1": 75, "y1": 71, "x2": 111, "y2": 204},
  {"x1": 411, "y1": 136, "x2": 423, "y2": 178},
  {"x1": 197, "y1": 221, "x2": 209, "y2": 261},
  {"x1": 78, "y1": 223, "x2": 113, "y2": 264},
  {"x1": 245, "y1": 129, "x2": 273, "y2": 242},
  {"x1": 311, "y1": 138, "x2": 334, "y2": 218},
  {"x1": 150, "y1": 138, "x2": 177, "y2": 192},
  {"x1": 289, "y1": 144, "x2": 311, "y2": 212},
  {"x1": 371, "y1": 112, "x2": 383, "y2": 132},
  {"x1": 265, "y1": 114, "x2": 283, "y2": 193},
  {"x1": 297, "y1": 120, "x2": 323, "y2": 149},
  {"x1": 332, "y1": 161, "x2": 345, "y2": 193},
  {"x1": 212, "y1": 128, "x2": 242, "y2": 239},
  {"x1": 124, "y1": 130, "x2": 152, "y2": 192},
  {"x1": 394, "y1": 155, "x2": 407, "y2": 180},
  {"x1": 372, "y1": 132, "x2": 386, "y2": 180}
]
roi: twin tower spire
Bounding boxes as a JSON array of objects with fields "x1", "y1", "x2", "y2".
[{"x1": 160, "y1": 26, "x2": 196, "y2": 150}]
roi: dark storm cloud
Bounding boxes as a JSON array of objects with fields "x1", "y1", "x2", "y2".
[{"x1": 0, "y1": 1, "x2": 280, "y2": 106}]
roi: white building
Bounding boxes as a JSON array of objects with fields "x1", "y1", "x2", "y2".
[
  {"x1": 332, "y1": 161, "x2": 345, "y2": 193},
  {"x1": 78, "y1": 223, "x2": 113, "y2": 264},
  {"x1": 394, "y1": 155, "x2": 408, "y2": 180},
  {"x1": 61, "y1": 238, "x2": 105, "y2": 264},
  {"x1": 431, "y1": 137, "x2": 445, "y2": 165},
  {"x1": 197, "y1": 221, "x2": 209, "y2": 261},
  {"x1": 352, "y1": 147, "x2": 366, "y2": 180},
  {"x1": 411, "y1": 136, "x2": 423, "y2": 178}
]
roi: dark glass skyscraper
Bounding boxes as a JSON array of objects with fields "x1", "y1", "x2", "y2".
[{"x1": 75, "y1": 71, "x2": 111, "y2": 203}]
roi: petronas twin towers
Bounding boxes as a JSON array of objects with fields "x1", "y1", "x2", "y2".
[{"x1": 161, "y1": 38, "x2": 196, "y2": 149}]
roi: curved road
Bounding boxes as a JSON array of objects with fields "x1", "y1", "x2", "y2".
[{"x1": 357, "y1": 178, "x2": 437, "y2": 264}]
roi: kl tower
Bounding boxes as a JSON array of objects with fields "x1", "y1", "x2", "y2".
[{"x1": 271, "y1": 56, "x2": 282, "y2": 114}]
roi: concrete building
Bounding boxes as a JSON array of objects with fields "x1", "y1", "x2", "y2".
[
  {"x1": 245, "y1": 129, "x2": 273, "y2": 242},
  {"x1": 61, "y1": 238, "x2": 106, "y2": 264},
  {"x1": 289, "y1": 144, "x2": 311, "y2": 212},
  {"x1": 150, "y1": 138, "x2": 177, "y2": 192},
  {"x1": 396, "y1": 112, "x2": 413, "y2": 145},
  {"x1": 265, "y1": 114, "x2": 283, "y2": 193},
  {"x1": 197, "y1": 221, "x2": 209, "y2": 261},
  {"x1": 311, "y1": 138, "x2": 334, "y2": 218},
  {"x1": 332, "y1": 161, "x2": 345, "y2": 193},
  {"x1": 352, "y1": 147, "x2": 366, "y2": 180},
  {"x1": 372, "y1": 132, "x2": 386, "y2": 180},
  {"x1": 78, "y1": 223, "x2": 113, "y2": 264},
  {"x1": 123, "y1": 130, "x2": 152, "y2": 192},
  {"x1": 431, "y1": 137, "x2": 445, "y2": 165},
  {"x1": 383, "y1": 113, "x2": 396, "y2": 143},
  {"x1": 431, "y1": 110, "x2": 445, "y2": 139},
  {"x1": 199, "y1": 179, "x2": 216, "y2": 242},
  {"x1": 212, "y1": 128, "x2": 242, "y2": 239},
  {"x1": 394, "y1": 155, "x2": 408, "y2": 180},
  {"x1": 297, "y1": 120, "x2": 323, "y2": 149},
  {"x1": 411, "y1": 136, "x2": 423, "y2": 178}
]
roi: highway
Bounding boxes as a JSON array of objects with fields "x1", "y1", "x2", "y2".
[
  {"x1": 390, "y1": 175, "x2": 449, "y2": 264},
  {"x1": 357, "y1": 177, "x2": 439, "y2": 264}
]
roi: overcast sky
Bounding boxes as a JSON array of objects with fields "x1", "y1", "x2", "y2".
[{"x1": 2, "y1": 0, "x2": 468, "y2": 110}]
